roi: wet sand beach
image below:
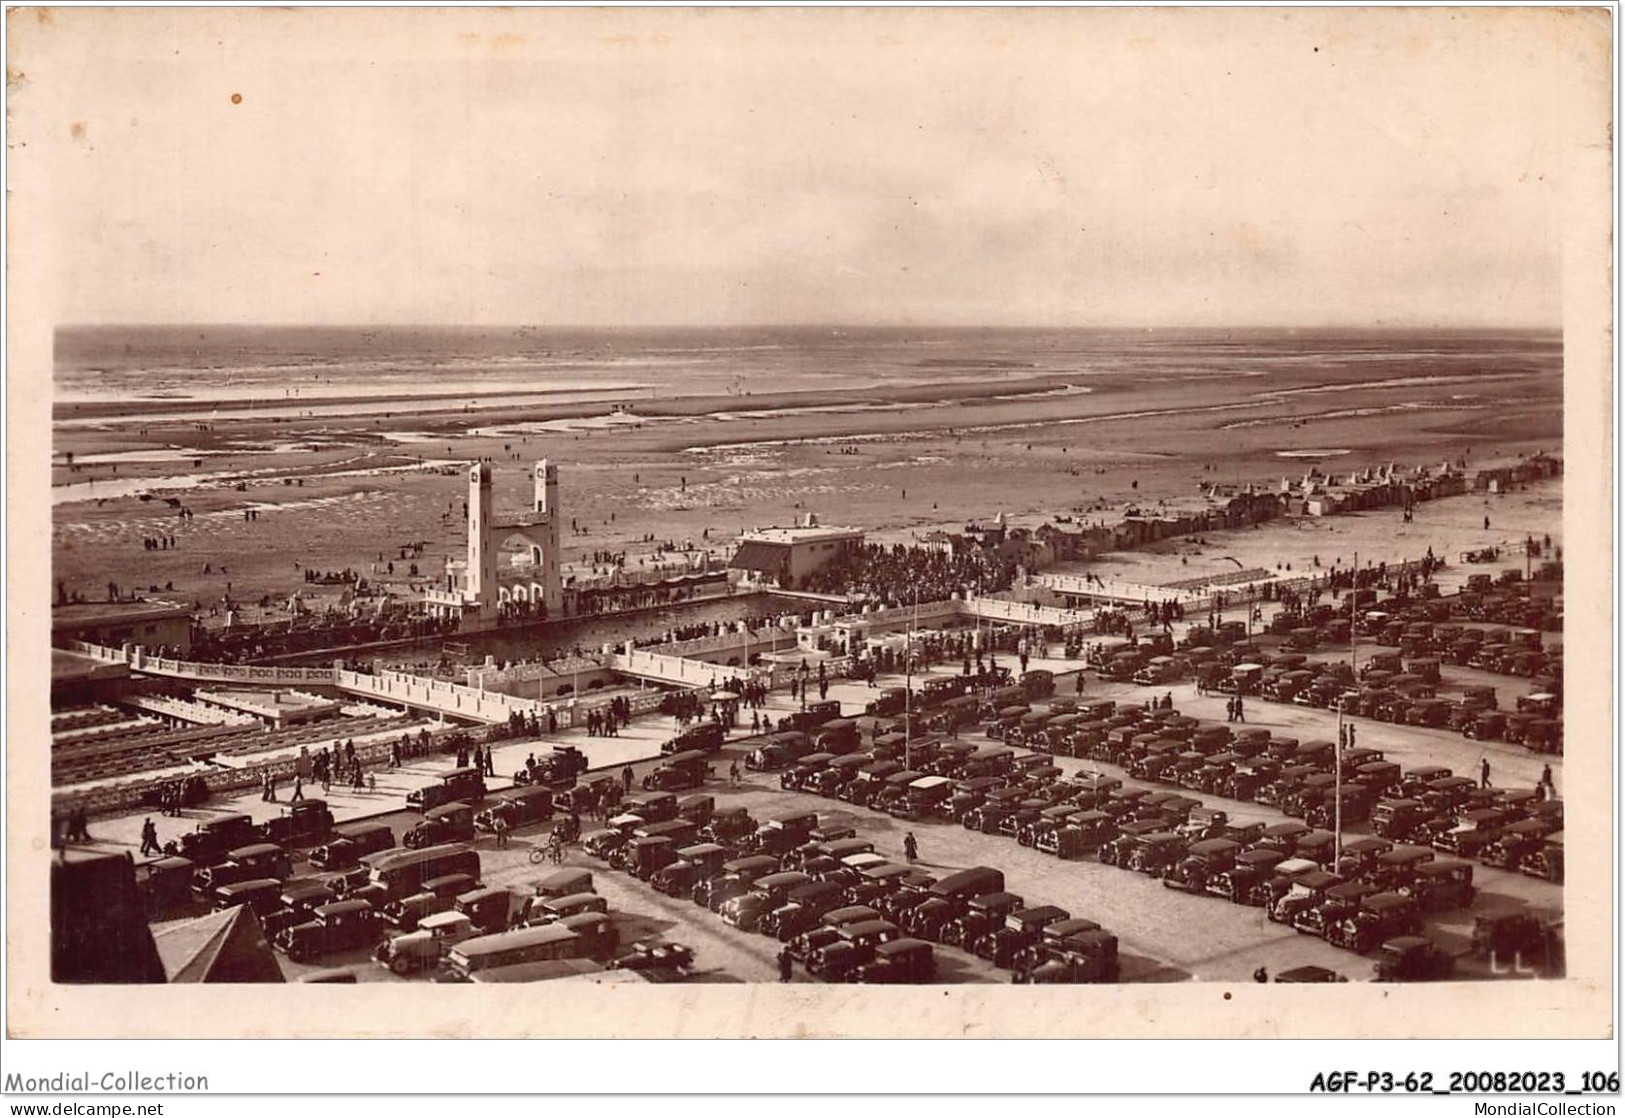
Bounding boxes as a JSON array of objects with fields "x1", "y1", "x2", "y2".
[{"x1": 52, "y1": 328, "x2": 1562, "y2": 614}]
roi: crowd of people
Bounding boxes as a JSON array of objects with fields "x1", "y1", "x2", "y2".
[
  {"x1": 188, "y1": 609, "x2": 460, "y2": 663},
  {"x1": 800, "y1": 541, "x2": 1021, "y2": 605}
]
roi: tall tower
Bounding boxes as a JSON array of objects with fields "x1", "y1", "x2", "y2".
[
  {"x1": 466, "y1": 463, "x2": 498, "y2": 604},
  {"x1": 534, "y1": 459, "x2": 559, "y2": 515},
  {"x1": 534, "y1": 459, "x2": 563, "y2": 613}
]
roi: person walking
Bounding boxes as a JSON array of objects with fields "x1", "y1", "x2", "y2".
[
  {"x1": 1479, "y1": 757, "x2": 1492, "y2": 789},
  {"x1": 1234, "y1": 696, "x2": 1245, "y2": 724},
  {"x1": 139, "y1": 817, "x2": 160, "y2": 857},
  {"x1": 493, "y1": 815, "x2": 509, "y2": 849},
  {"x1": 729, "y1": 761, "x2": 741, "y2": 787},
  {"x1": 903, "y1": 831, "x2": 919, "y2": 864},
  {"x1": 778, "y1": 946, "x2": 794, "y2": 983},
  {"x1": 290, "y1": 776, "x2": 305, "y2": 803},
  {"x1": 484, "y1": 747, "x2": 496, "y2": 778},
  {"x1": 622, "y1": 765, "x2": 635, "y2": 792}
]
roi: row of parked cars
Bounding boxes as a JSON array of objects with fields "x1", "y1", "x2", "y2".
[
  {"x1": 583, "y1": 805, "x2": 936, "y2": 983},
  {"x1": 998, "y1": 693, "x2": 1566, "y2": 884},
  {"x1": 370, "y1": 865, "x2": 627, "y2": 980},
  {"x1": 581, "y1": 792, "x2": 1120, "y2": 984},
  {"x1": 770, "y1": 691, "x2": 1550, "y2": 978},
  {"x1": 1348, "y1": 573, "x2": 1561, "y2": 678},
  {"x1": 1196, "y1": 641, "x2": 1560, "y2": 754}
]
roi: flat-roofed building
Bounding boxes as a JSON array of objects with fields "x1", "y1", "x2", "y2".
[
  {"x1": 51, "y1": 598, "x2": 193, "y2": 654},
  {"x1": 729, "y1": 519, "x2": 865, "y2": 590}
]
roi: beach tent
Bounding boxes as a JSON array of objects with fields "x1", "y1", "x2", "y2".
[{"x1": 154, "y1": 905, "x2": 286, "y2": 984}]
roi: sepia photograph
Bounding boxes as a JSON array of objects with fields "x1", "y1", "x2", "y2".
[{"x1": 3, "y1": 3, "x2": 1615, "y2": 1065}]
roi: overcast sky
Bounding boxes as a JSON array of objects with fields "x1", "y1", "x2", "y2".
[{"x1": 13, "y1": 7, "x2": 1603, "y2": 328}]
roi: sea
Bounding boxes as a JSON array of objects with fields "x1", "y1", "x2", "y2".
[{"x1": 54, "y1": 325, "x2": 1562, "y2": 413}]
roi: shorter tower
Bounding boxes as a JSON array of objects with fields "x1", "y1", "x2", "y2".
[
  {"x1": 465, "y1": 463, "x2": 499, "y2": 604},
  {"x1": 533, "y1": 459, "x2": 563, "y2": 614}
]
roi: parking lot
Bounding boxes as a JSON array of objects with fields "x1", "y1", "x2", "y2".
[{"x1": 237, "y1": 648, "x2": 1558, "y2": 985}]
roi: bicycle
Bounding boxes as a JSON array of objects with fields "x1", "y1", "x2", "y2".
[{"x1": 529, "y1": 835, "x2": 566, "y2": 865}]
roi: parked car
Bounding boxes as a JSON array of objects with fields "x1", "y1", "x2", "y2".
[
  {"x1": 403, "y1": 802, "x2": 475, "y2": 850},
  {"x1": 806, "y1": 918, "x2": 903, "y2": 980},
  {"x1": 193, "y1": 843, "x2": 294, "y2": 899},
  {"x1": 276, "y1": 899, "x2": 382, "y2": 962},
  {"x1": 1518, "y1": 832, "x2": 1564, "y2": 883},
  {"x1": 651, "y1": 844, "x2": 730, "y2": 898},
  {"x1": 374, "y1": 910, "x2": 478, "y2": 975},
  {"x1": 1481, "y1": 819, "x2": 1555, "y2": 870},
  {"x1": 528, "y1": 868, "x2": 595, "y2": 900},
  {"x1": 720, "y1": 871, "x2": 815, "y2": 933},
  {"x1": 693, "y1": 855, "x2": 782, "y2": 911},
  {"x1": 661, "y1": 722, "x2": 725, "y2": 755},
  {"x1": 1213, "y1": 848, "x2": 1285, "y2": 905},
  {"x1": 607, "y1": 941, "x2": 696, "y2": 975},
  {"x1": 972, "y1": 905, "x2": 1071, "y2": 967},
  {"x1": 309, "y1": 821, "x2": 396, "y2": 871},
  {"x1": 165, "y1": 813, "x2": 260, "y2": 867},
  {"x1": 759, "y1": 880, "x2": 847, "y2": 941},
  {"x1": 522, "y1": 891, "x2": 608, "y2": 927},
  {"x1": 138, "y1": 856, "x2": 197, "y2": 915},
  {"x1": 941, "y1": 891, "x2": 1025, "y2": 949},
  {"x1": 1127, "y1": 832, "x2": 1188, "y2": 876},
  {"x1": 407, "y1": 767, "x2": 487, "y2": 812},
  {"x1": 212, "y1": 878, "x2": 286, "y2": 919},
  {"x1": 852, "y1": 938, "x2": 936, "y2": 983},
  {"x1": 1163, "y1": 838, "x2": 1242, "y2": 895},
  {"x1": 382, "y1": 872, "x2": 480, "y2": 932},
  {"x1": 1471, "y1": 913, "x2": 1552, "y2": 964},
  {"x1": 1373, "y1": 936, "x2": 1456, "y2": 982},
  {"x1": 1018, "y1": 928, "x2": 1120, "y2": 983},
  {"x1": 1268, "y1": 869, "x2": 1342, "y2": 925},
  {"x1": 1405, "y1": 859, "x2": 1475, "y2": 912},
  {"x1": 454, "y1": 886, "x2": 515, "y2": 935},
  {"x1": 1273, "y1": 965, "x2": 1346, "y2": 982},
  {"x1": 261, "y1": 880, "x2": 339, "y2": 937},
  {"x1": 259, "y1": 799, "x2": 336, "y2": 847},
  {"x1": 1328, "y1": 892, "x2": 1421, "y2": 954},
  {"x1": 475, "y1": 787, "x2": 555, "y2": 834}
]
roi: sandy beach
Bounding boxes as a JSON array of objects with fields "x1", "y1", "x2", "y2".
[{"x1": 52, "y1": 329, "x2": 1561, "y2": 617}]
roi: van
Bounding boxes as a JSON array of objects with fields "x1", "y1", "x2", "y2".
[
  {"x1": 406, "y1": 767, "x2": 487, "y2": 812},
  {"x1": 475, "y1": 786, "x2": 555, "y2": 834},
  {"x1": 362, "y1": 844, "x2": 481, "y2": 904},
  {"x1": 441, "y1": 924, "x2": 583, "y2": 980},
  {"x1": 455, "y1": 886, "x2": 516, "y2": 935}
]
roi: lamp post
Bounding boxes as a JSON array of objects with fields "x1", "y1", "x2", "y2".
[
  {"x1": 1336, "y1": 549, "x2": 1359, "y2": 867},
  {"x1": 904, "y1": 583, "x2": 919, "y2": 772}
]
